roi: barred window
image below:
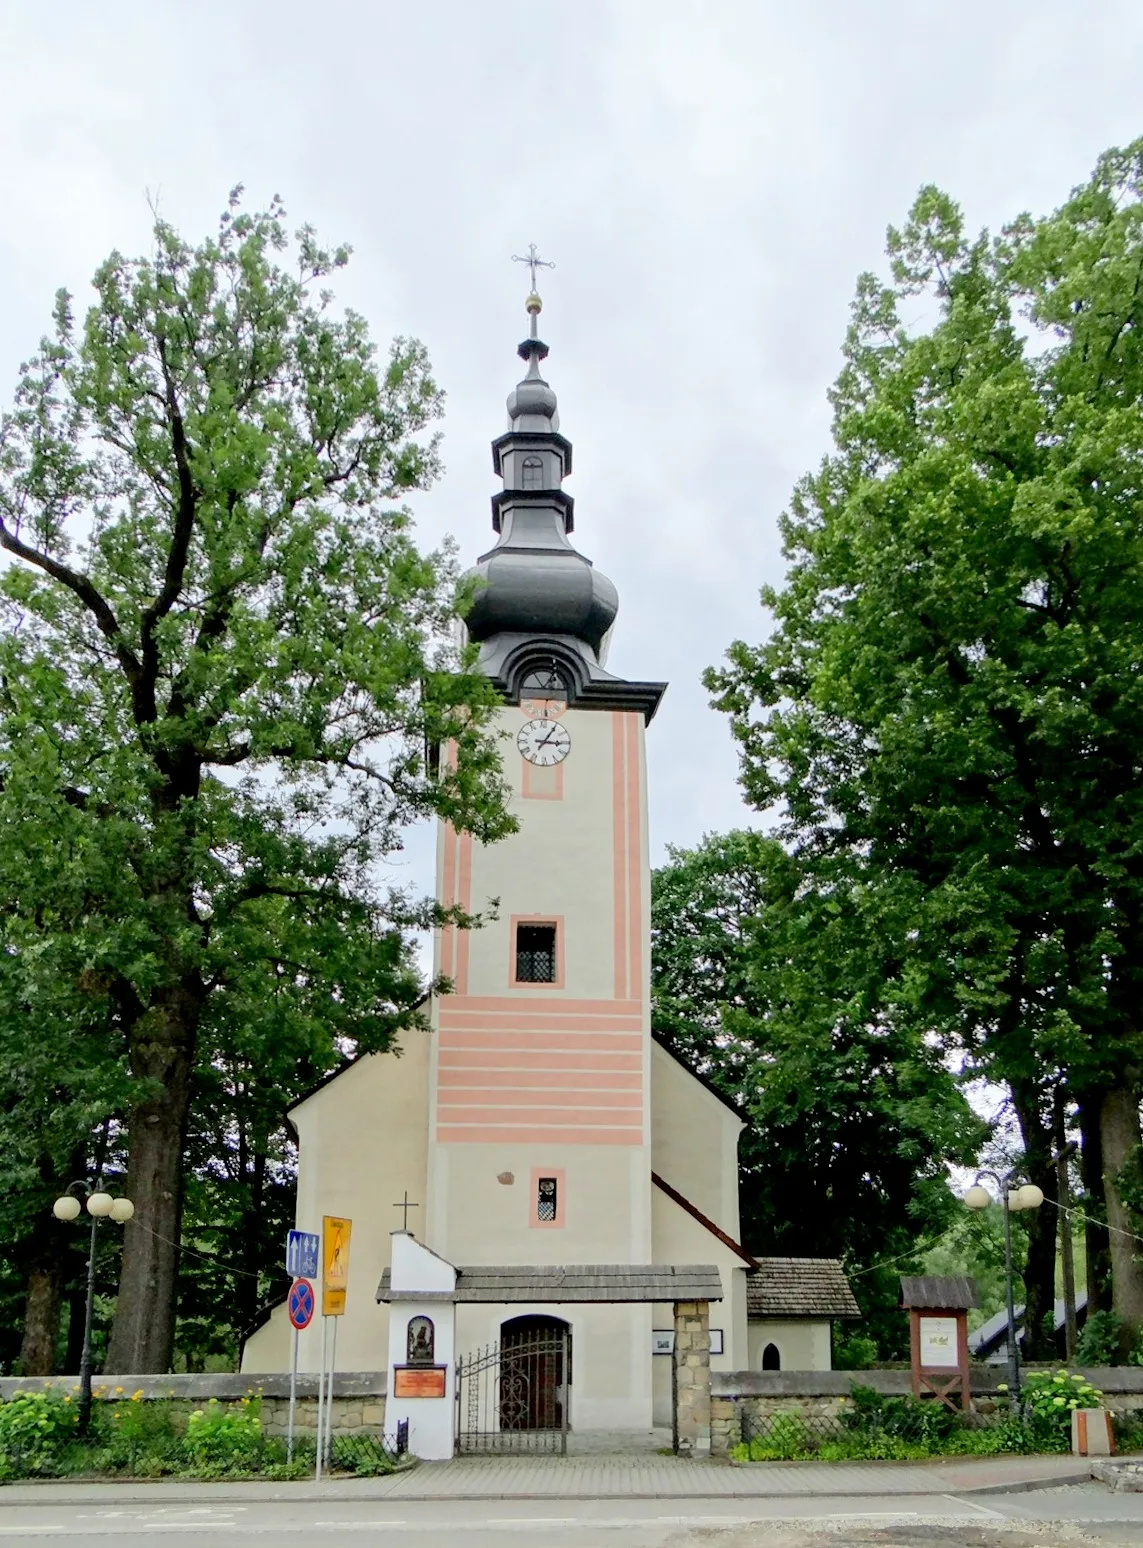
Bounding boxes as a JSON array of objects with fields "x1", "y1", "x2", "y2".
[
  {"x1": 537, "y1": 1176, "x2": 558, "y2": 1223},
  {"x1": 521, "y1": 456, "x2": 544, "y2": 489},
  {"x1": 516, "y1": 923, "x2": 556, "y2": 983}
]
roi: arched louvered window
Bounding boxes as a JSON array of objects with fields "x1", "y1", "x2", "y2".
[{"x1": 521, "y1": 456, "x2": 544, "y2": 489}]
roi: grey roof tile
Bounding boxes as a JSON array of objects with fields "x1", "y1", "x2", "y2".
[{"x1": 745, "y1": 1257, "x2": 860, "y2": 1319}]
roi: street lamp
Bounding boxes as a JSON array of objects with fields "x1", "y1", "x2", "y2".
[
  {"x1": 52, "y1": 1182, "x2": 134, "y2": 1432},
  {"x1": 964, "y1": 1169, "x2": 1043, "y2": 1406}
]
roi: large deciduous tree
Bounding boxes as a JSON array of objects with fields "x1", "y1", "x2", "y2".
[
  {"x1": 652, "y1": 831, "x2": 983, "y2": 1354},
  {"x1": 707, "y1": 141, "x2": 1143, "y2": 1348},
  {"x1": 0, "y1": 192, "x2": 511, "y2": 1372}
]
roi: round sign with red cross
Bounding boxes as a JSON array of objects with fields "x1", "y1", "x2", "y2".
[{"x1": 288, "y1": 1277, "x2": 315, "y2": 1330}]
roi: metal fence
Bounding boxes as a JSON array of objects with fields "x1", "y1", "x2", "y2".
[{"x1": 455, "y1": 1327, "x2": 570, "y2": 1455}]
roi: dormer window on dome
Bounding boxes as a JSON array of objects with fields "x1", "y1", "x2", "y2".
[{"x1": 521, "y1": 664, "x2": 566, "y2": 697}]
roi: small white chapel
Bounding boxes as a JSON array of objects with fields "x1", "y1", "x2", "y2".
[{"x1": 243, "y1": 272, "x2": 857, "y2": 1445}]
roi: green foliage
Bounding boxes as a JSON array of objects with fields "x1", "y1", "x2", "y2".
[
  {"x1": 183, "y1": 1396, "x2": 263, "y2": 1474},
  {"x1": 1018, "y1": 1369, "x2": 1103, "y2": 1425},
  {"x1": 730, "y1": 1385, "x2": 1073, "y2": 1463},
  {"x1": 0, "y1": 190, "x2": 514, "y2": 1367},
  {"x1": 707, "y1": 138, "x2": 1143, "y2": 1337},
  {"x1": 833, "y1": 1332, "x2": 879, "y2": 1371},
  {"x1": 1077, "y1": 1311, "x2": 1125, "y2": 1368},
  {"x1": 651, "y1": 830, "x2": 984, "y2": 1354},
  {"x1": 0, "y1": 1389, "x2": 80, "y2": 1477}
]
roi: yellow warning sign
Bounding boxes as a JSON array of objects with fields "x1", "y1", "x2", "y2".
[{"x1": 322, "y1": 1215, "x2": 352, "y2": 1317}]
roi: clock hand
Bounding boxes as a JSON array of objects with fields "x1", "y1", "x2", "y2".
[{"x1": 536, "y1": 725, "x2": 563, "y2": 748}]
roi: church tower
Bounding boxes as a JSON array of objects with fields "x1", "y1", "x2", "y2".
[
  {"x1": 426, "y1": 279, "x2": 667, "y2": 1416},
  {"x1": 245, "y1": 267, "x2": 754, "y2": 1431}
]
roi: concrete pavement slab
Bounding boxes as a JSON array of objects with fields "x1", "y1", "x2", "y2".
[{"x1": 0, "y1": 1451, "x2": 1094, "y2": 1506}]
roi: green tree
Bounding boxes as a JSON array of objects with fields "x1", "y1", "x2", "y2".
[
  {"x1": 708, "y1": 141, "x2": 1143, "y2": 1350},
  {"x1": 0, "y1": 191, "x2": 511, "y2": 1372},
  {"x1": 651, "y1": 830, "x2": 983, "y2": 1354}
]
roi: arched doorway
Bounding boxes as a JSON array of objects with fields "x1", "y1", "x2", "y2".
[{"x1": 499, "y1": 1314, "x2": 571, "y2": 1432}]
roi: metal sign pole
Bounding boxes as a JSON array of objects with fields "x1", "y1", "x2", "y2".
[
  {"x1": 287, "y1": 1324, "x2": 299, "y2": 1462},
  {"x1": 315, "y1": 1316, "x2": 328, "y2": 1482},
  {"x1": 326, "y1": 1317, "x2": 339, "y2": 1469}
]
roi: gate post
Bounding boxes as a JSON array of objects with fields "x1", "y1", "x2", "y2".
[{"x1": 672, "y1": 1298, "x2": 711, "y2": 1456}]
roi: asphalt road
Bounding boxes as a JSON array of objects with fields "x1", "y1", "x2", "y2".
[{"x1": 2, "y1": 1487, "x2": 1143, "y2": 1547}]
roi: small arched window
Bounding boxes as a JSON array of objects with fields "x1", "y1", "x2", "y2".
[
  {"x1": 521, "y1": 456, "x2": 544, "y2": 490},
  {"x1": 762, "y1": 1342, "x2": 781, "y2": 1371},
  {"x1": 407, "y1": 1316, "x2": 435, "y2": 1365}
]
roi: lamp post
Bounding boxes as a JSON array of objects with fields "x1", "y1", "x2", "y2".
[
  {"x1": 52, "y1": 1183, "x2": 134, "y2": 1433},
  {"x1": 964, "y1": 1170, "x2": 1044, "y2": 1407}
]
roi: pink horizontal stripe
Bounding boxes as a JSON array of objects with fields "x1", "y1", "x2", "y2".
[
  {"x1": 438, "y1": 1031, "x2": 644, "y2": 1052},
  {"x1": 437, "y1": 1106, "x2": 642, "y2": 1127},
  {"x1": 436, "y1": 1125, "x2": 642, "y2": 1146},
  {"x1": 438, "y1": 1050, "x2": 643, "y2": 1071},
  {"x1": 437, "y1": 1087, "x2": 643, "y2": 1109},
  {"x1": 438, "y1": 1068, "x2": 644, "y2": 1090},
  {"x1": 438, "y1": 1012, "x2": 644, "y2": 1032},
  {"x1": 440, "y1": 996, "x2": 644, "y2": 1016}
]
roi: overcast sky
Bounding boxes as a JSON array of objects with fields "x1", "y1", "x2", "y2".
[{"x1": 1, "y1": 1, "x2": 1141, "y2": 888}]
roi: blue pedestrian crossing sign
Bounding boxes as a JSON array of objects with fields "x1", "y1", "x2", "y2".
[
  {"x1": 286, "y1": 1229, "x2": 320, "y2": 1279},
  {"x1": 288, "y1": 1278, "x2": 315, "y2": 1330}
]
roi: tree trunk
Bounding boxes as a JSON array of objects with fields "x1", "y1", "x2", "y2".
[
  {"x1": 1079, "y1": 1096, "x2": 1112, "y2": 1314},
  {"x1": 18, "y1": 1264, "x2": 63, "y2": 1376},
  {"x1": 1100, "y1": 1080, "x2": 1143, "y2": 1350},
  {"x1": 1010, "y1": 1079, "x2": 1058, "y2": 1360},
  {"x1": 105, "y1": 990, "x2": 199, "y2": 1374}
]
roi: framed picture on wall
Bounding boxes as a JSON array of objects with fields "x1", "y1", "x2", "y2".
[
  {"x1": 709, "y1": 1329, "x2": 724, "y2": 1355},
  {"x1": 652, "y1": 1330, "x2": 675, "y2": 1355}
]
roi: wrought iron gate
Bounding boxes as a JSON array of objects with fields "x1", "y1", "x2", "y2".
[{"x1": 455, "y1": 1325, "x2": 570, "y2": 1454}]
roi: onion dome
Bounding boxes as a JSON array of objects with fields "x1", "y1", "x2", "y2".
[{"x1": 464, "y1": 286, "x2": 619, "y2": 659}]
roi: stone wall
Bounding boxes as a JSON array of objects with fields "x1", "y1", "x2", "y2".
[
  {"x1": 673, "y1": 1299, "x2": 711, "y2": 1455},
  {"x1": 0, "y1": 1371, "x2": 387, "y2": 1439},
  {"x1": 709, "y1": 1368, "x2": 1143, "y2": 1457}
]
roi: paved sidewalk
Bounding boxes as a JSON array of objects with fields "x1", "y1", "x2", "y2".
[{"x1": 0, "y1": 1452, "x2": 1094, "y2": 1506}]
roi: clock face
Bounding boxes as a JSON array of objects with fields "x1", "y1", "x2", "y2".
[{"x1": 517, "y1": 718, "x2": 571, "y2": 767}]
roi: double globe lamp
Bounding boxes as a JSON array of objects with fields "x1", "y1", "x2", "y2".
[
  {"x1": 52, "y1": 1191, "x2": 135, "y2": 1225},
  {"x1": 963, "y1": 1173, "x2": 1044, "y2": 1405},
  {"x1": 51, "y1": 1186, "x2": 135, "y2": 1432}
]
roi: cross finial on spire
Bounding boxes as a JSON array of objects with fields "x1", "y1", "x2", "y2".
[{"x1": 512, "y1": 242, "x2": 555, "y2": 292}]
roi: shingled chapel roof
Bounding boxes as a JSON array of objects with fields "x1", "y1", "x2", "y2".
[
  {"x1": 746, "y1": 1257, "x2": 861, "y2": 1320},
  {"x1": 377, "y1": 1262, "x2": 724, "y2": 1304}
]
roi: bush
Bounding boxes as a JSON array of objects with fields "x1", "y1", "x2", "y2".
[
  {"x1": 183, "y1": 1397, "x2": 264, "y2": 1475},
  {"x1": 0, "y1": 1389, "x2": 81, "y2": 1478},
  {"x1": 833, "y1": 1333, "x2": 880, "y2": 1371},
  {"x1": 1018, "y1": 1369, "x2": 1103, "y2": 1425},
  {"x1": 1076, "y1": 1310, "x2": 1123, "y2": 1367}
]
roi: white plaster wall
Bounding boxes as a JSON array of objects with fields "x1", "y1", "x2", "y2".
[
  {"x1": 461, "y1": 706, "x2": 633, "y2": 1003},
  {"x1": 242, "y1": 1034, "x2": 431, "y2": 1376},
  {"x1": 436, "y1": 1142, "x2": 647, "y2": 1266},
  {"x1": 747, "y1": 1319, "x2": 833, "y2": 1371},
  {"x1": 650, "y1": 1042, "x2": 744, "y2": 1238},
  {"x1": 454, "y1": 1301, "x2": 653, "y2": 1431},
  {"x1": 649, "y1": 1186, "x2": 748, "y2": 1372}
]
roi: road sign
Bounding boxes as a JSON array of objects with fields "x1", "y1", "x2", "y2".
[
  {"x1": 286, "y1": 1229, "x2": 320, "y2": 1279},
  {"x1": 288, "y1": 1278, "x2": 315, "y2": 1330},
  {"x1": 322, "y1": 1215, "x2": 352, "y2": 1317}
]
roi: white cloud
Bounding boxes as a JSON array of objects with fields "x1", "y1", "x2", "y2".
[{"x1": 1, "y1": 0, "x2": 1140, "y2": 883}]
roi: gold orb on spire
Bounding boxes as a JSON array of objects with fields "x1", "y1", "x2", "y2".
[{"x1": 526, "y1": 291, "x2": 543, "y2": 315}]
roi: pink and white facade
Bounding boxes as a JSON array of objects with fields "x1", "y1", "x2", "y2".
[{"x1": 243, "y1": 291, "x2": 753, "y2": 1432}]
